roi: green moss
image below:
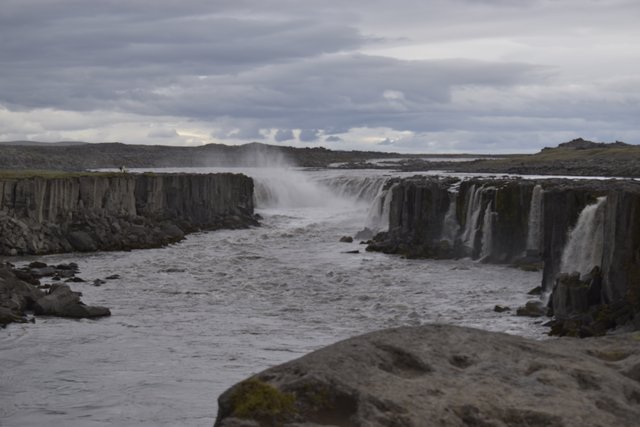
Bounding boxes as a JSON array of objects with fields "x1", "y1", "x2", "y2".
[{"x1": 230, "y1": 378, "x2": 296, "y2": 423}]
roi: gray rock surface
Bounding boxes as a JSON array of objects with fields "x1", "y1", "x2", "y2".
[
  {"x1": 216, "y1": 325, "x2": 640, "y2": 427},
  {"x1": 33, "y1": 284, "x2": 110, "y2": 318}
]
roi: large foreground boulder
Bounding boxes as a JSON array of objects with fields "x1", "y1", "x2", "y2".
[{"x1": 216, "y1": 325, "x2": 640, "y2": 427}]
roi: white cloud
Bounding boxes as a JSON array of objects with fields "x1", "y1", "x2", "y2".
[{"x1": 0, "y1": 0, "x2": 638, "y2": 152}]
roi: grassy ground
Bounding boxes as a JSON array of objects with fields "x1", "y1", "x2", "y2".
[{"x1": 0, "y1": 170, "x2": 126, "y2": 179}]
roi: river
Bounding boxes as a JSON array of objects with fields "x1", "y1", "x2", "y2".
[{"x1": 0, "y1": 167, "x2": 546, "y2": 427}]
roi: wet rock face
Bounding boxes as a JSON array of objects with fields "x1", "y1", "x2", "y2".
[
  {"x1": 367, "y1": 176, "x2": 640, "y2": 333},
  {"x1": 0, "y1": 173, "x2": 257, "y2": 255},
  {"x1": 215, "y1": 325, "x2": 640, "y2": 426}
]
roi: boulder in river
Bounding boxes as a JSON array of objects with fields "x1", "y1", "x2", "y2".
[{"x1": 33, "y1": 284, "x2": 110, "y2": 318}]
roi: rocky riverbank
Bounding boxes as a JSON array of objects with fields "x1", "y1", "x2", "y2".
[
  {"x1": 215, "y1": 324, "x2": 640, "y2": 426},
  {"x1": 0, "y1": 261, "x2": 111, "y2": 327},
  {"x1": 0, "y1": 172, "x2": 257, "y2": 255},
  {"x1": 364, "y1": 176, "x2": 640, "y2": 336}
]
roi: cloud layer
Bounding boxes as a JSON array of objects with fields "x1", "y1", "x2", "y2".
[{"x1": 1, "y1": 0, "x2": 639, "y2": 152}]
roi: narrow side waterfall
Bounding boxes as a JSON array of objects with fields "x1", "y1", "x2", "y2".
[
  {"x1": 480, "y1": 203, "x2": 494, "y2": 260},
  {"x1": 441, "y1": 191, "x2": 459, "y2": 243},
  {"x1": 365, "y1": 182, "x2": 399, "y2": 232},
  {"x1": 461, "y1": 185, "x2": 483, "y2": 253},
  {"x1": 526, "y1": 185, "x2": 544, "y2": 254},
  {"x1": 560, "y1": 196, "x2": 607, "y2": 277}
]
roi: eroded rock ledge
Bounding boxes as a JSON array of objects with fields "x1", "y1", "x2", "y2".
[
  {"x1": 0, "y1": 172, "x2": 257, "y2": 255},
  {"x1": 365, "y1": 177, "x2": 640, "y2": 335},
  {"x1": 215, "y1": 325, "x2": 640, "y2": 427}
]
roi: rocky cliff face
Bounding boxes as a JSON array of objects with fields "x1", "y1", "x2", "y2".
[
  {"x1": 0, "y1": 172, "x2": 256, "y2": 255},
  {"x1": 367, "y1": 176, "x2": 640, "y2": 335}
]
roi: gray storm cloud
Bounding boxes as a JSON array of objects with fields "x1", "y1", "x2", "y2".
[{"x1": 0, "y1": 0, "x2": 639, "y2": 151}]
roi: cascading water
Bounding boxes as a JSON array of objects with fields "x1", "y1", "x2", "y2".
[
  {"x1": 318, "y1": 176, "x2": 388, "y2": 202},
  {"x1": 461, "y1": 185, "x2": 484, "y2": 254},
  {"x1": 252, "y1": 168, "x2": 350, "y2": 209},
  {"x1": 480, "y1": 203, "x2": 494, "y2": 260},
  {"x1": 560, "y1": 197, "x2": 607, "y2": 278},
  {"x1": 441, "y1": 191, "x2": 459, "y2": 243},
  {"x1": 526, "y1": 185, "x2": 543, "y2": 255},
  {"x1": 365, "y1": 182, "x2": 399, "y2": 232}
]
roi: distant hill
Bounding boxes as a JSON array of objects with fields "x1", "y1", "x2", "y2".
[
  {"x1": 543, "y1": 138, "x2": 631, "y2": 151},
  {"x1": 450, "y1": 138, "x2": 640, "y2": 177},
  {"x1": 0, "y1": 141, "x2": 407, "y2": 170},
  {"x1": 0, "y1": 140, "x2": 89, "y2": 147}
]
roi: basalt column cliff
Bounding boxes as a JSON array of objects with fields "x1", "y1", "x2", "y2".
[
  {"x1": 0, "y1": 173, "x2": 257, "y2": 255},
  {"x1": 368, "y1": 177, "x2": 640, "y2": 335}
]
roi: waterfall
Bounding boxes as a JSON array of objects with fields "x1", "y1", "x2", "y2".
[
  {"x1": 480, "y1": 203, "x2": 494, "y2": 260},
  {"x1": 252, "y1": 168, "x2": 353, "y2": 209},
  {"x1": 560, "y1": 197, "x2": 607, "y2": 278},
  {"x1": 461, "y1": 185, "x2": 483, "y2": 254},
  {"x1": 365, "y1": 182, "x2": 399, "y2": 232},
  {"x1": 526, "y1": 185, "x2": 543, "y2": 254},
  {"x1": 319, "y1": 176, "x2": 388, "y2": 202},
  {"x1": 441, "y1": 191, "x2": 459, "y2": 243}
]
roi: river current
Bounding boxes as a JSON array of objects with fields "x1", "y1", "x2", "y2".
[{"x1": 0, "y1": 167, "x2": 546, "y2": 427}]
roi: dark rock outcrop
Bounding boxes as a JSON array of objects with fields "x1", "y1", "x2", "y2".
[
  {"x1": 367, "y1": 176, "x2": 640, "y2": 334},
  {"x1": 0, "y1": 265, "x2": 44, "y2": 325},
  {"x1": 1, "y1": 263, "x2": 111, "y2": 326},
  {"x1": 33, "y1": 284, "x2": 110, "y2": 318},
  {"x1": 215, "y1": 325, "x2": 640, "y2": 426},
  {"x1": 0, "y1": 172, "x2": 257, "y2": 255}
]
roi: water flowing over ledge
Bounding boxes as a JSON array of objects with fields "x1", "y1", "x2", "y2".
[{"x1": 367, "y1": 176, "x2": 640, "y2": 336}]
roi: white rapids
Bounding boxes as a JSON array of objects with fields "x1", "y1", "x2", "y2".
[{"x1": 0, "y1": 167, "x2": 547, "y2": 427}]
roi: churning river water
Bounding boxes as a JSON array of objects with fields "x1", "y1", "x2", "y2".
[{"x1": 0, "y1": 167, "x2": 547, "y2": 427}]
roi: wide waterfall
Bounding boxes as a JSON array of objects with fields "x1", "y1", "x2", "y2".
[
  {"x1": 526, "y1": 184, "x2": 543, "y2": 255},
  {"x1": 560, "y1": 197, "x2": 607, "y2": 277},
  {"x1": 253, "y1": 169, "x2": 385, "y2": 210},
  {"x1": 319, "y1": 175, "x2": 388, "y2": 202}
]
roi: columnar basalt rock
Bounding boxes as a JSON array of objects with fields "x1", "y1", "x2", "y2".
[
  {"x1": 367, "y1": 176, "x2": 640, "y2": 334},
  {"x1": 0, "y1": 173, "x2": 257, "y2": 255}
]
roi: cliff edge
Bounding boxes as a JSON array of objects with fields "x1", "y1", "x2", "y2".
[{"x1": 0, "y1": 172, "x2": 257, "y2": 255}]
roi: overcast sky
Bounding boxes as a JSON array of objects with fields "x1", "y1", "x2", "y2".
[{"x1": 1, "y1": 0, "x2": 639, "y2": 153}]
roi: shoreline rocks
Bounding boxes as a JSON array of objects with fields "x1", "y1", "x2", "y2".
[
  {"x1": 215, "y1": 324, "x2": 640, "y2": 427},
  {"x1": 0, "y1": 262, "x2": 111, "y2": 327}
]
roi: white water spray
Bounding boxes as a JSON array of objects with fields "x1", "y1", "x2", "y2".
[
  {"x1": 560, "y1": 197, "x2": 607, "y2": 278},
  {"x1": 365, "y1": 182, "x2": 399, "y2": 232},
  {"x1": 441, "y1": 191, "x2": 459, "y2": 243}
]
